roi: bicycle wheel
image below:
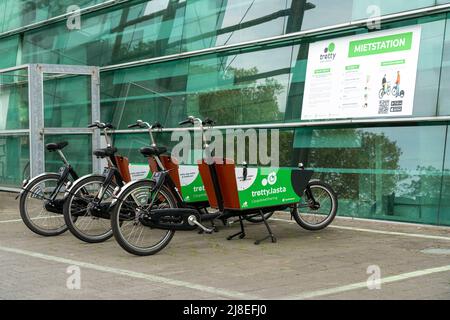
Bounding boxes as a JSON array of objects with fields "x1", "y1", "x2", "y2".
[
  {"x1": 292, "y1": 181, "x2": 338, "y2": 231},
  {"x1": 19, "y1": 173, "x2": 68, "y2": 236},
  {"x1": 111, "y1": 180, "x2": 176, "y2": 256},
  {"x1": 392, "y1": 86, "x2": 398, "y2": 97},
  {"x1": 63, "y1": 175, "x2": 116, "y2": 243},
  {"x1": 244, "y1": 211, "x2": 275, "y2": 223}
]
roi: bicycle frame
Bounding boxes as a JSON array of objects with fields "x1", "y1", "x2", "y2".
[{"x1": 19, "y1": 151, "x2": 80, "y2": 202}]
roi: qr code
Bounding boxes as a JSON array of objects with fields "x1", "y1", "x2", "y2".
[{"x1": 378, "y1": 102, "x2": 389, "y2": 114}]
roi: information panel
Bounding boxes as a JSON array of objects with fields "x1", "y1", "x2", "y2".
[{"x1": 301, "y1": 26, "x2": 422, "y2": 120}]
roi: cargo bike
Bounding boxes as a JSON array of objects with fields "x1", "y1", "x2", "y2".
[{"x1": 110, "y1": 117, "x2": 338, "y2": 256}]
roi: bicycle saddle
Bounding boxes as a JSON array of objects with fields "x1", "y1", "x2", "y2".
[
  {"x1": 46, "y1": 141, "x2": 68, "y2": 151},
  {"x1": 140, "y1": 146, "x2": 167, "y2": 157},
  {"x1": 93, "y1": 147, "x2": 117, "y2": 158}
]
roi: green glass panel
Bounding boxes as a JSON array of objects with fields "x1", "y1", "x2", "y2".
[
  {"x1": 0, "y1": 135, "x2": 29, "y2": 187},
  {"x1": 294, "y1": 128, "x2": 362, "y2": 148},
  {"x1": 44, "y1": 134, "x2": 92, "y2": 176},
  {"x1": 0, "y1": 36, "x2": 19, "y2": 68},
  {"x1": 100, "y1": 58, "x2": 189, "y2": 130},
  {"x1": 43, "y1": 74, "x2": 91, "y2": 128},
  {"x1": 22, "y1": 0, "x2": 185, "y2": 66},
  {"x1": 113, "y1": 131, "x2": 179, "y2": 164},
  {"x1": 295, "y1": 125, "x2": 446, "y2": 225},
  {"x1": 292, "y1": 0, "x2": 354, "y2": 31},
  {"x1": 411, "y1": 16, "x2": 445, "y2": 116},
  {"x1": 438, "y1": 12, "x2": 450, "y2": 115},
  {"x1": 0, "y1": 0, "x2": 108, "y2": 34},
  {"x1": 186, "y1": 46, "x2": 292, "y2": 125},
  {"x1": 438, "y1": 125, "x2": 450, "y2": 226},
  {"x1": 0, "y1": 68, "x2": 29, "y2": 130},
  {"x1": 101, "y1": 44, "x2": 293, "y2": 127},
  {"x1": 351, "y1": 0, "x2": 436, "y2": 20},
  {"x1": 183, "y1": 0, "x2": 287, "y2": 51}
]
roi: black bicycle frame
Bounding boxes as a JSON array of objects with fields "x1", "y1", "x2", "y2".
[
  {"x1": 22, "y1": 165, "x2": 80, "y2": 202},
  {"x1": 48, "y1": 165, "x2": 80, "y2": 200},
  {"x1": 96, "y1": 158, "x2": 126, "y2": 204}
]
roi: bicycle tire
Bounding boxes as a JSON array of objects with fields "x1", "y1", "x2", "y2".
[
  {"x1": 63, "y1": 175, "x2": 116, "y2": 243},
  {"x1": 19, "y1": 173, "x2": 68, "y2": 236},
  {"x1": 292, "y1": 181, "x2": 338, "y2": 231},
  {"x1": 111, "y1": 180, "x2": 176, "y2": 256}
]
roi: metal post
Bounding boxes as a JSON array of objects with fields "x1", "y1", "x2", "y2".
[
  {"x1": 28, "y1": 64, "x2": 44, "y2": 177},
  {"x1": 91, "y1": 67, "x2": 101, "y2": 174}
]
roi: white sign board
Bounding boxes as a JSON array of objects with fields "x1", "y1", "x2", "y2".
[{"x1": 301, "y1": 26, "x2": 422, "y2": 120}]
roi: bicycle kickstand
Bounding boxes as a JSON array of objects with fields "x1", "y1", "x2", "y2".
[
  {"x1": 255, "y1": 210, "x2": 277, "y2": 245},
  {"x1": 227, "y1": 216, "x2": 246, "y2": 240}
]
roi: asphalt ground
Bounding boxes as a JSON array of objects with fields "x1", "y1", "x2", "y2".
[{"x1": 0, "y1": 192, "x2": 449, "y2": 300}]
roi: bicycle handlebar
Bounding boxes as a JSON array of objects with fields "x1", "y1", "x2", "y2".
[
  {"x1": 202, "y1": 118, "x2": 215, "y2": 126},
  {"x1": 151, "y1": 122, "x2": 163, "y2": 130},
  {"x1": 88, "y1": 121, "x2": 114, "y2": 130},
  {"x1": 179, "y1": 116, "x2": 215, "y2": 127},
  {"x1": 128, "y1": 120, "x2": 164, "y2": 130},
  {"x1": 179, "y1": 116, "x2": 195, "y2": 126},
  {"x1": 128, "y1": 120, "x2": 163, "y2": 146}
]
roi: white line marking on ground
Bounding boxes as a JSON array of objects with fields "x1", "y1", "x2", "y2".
[
  {"x1": 0, "y1": 245, "x2": 259, "y2": 300},
  {"x1": 271, "y1": 218, "x2": 450, "y2": 241},
  {"x1": 0, "y1": 218, "x2": 23, "y2": 223},
  {"x1": 282, "y1": 264, "x2": 450, "y2": 300},
  {"x1": 0, "y1": 216, "x2": 59, "y2": 224}
]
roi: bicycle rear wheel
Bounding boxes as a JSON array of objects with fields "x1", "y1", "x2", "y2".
[
  {"x1": 292, "y1": 181, "x2": 338, "y2": 231},
  {"x1": 19, "y1": 173, "x2": 68, "y2": 236}
]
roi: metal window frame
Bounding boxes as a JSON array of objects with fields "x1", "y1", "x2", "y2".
[
  {"x1": 0, "y1": 64, "x2": 101, "y2": 191},
  {"x1": 111, "y1": 116, "x2": 450, "y2": 135}
]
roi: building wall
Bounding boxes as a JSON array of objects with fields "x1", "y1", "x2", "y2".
[{"x1": 1, "y1": 0, "x2": 450, "y2": 225}]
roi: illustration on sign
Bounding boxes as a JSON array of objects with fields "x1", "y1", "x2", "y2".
[{"x1": 301, "y1": 26, "x2": 422, "y2": 120}]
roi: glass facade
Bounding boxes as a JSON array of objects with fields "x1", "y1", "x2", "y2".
[
  {"x1": 44, "y1": 134, "x2": 92, "y2": 176},
  {"x1": 0, "y1": 135, "x2": 30, "y2": 187},
  {"x1": 0, "y1": 1, "x2": 108, "y2": 34},
  {"x1": 2, "y1": 0, "x2": 450, "y2": 225}
]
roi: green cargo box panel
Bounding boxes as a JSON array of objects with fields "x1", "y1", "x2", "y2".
[
  {"x1": 178, "y1": 165, "x2": 208, "y2": 202},
  {"x1": 234, "y1": 167, "x2": 313, "y2": 210},
  {"x1": 129, "y1": 163, "x2": 208, "y2": 203}
]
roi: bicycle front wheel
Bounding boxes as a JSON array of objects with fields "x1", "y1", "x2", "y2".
[
  {"x1": 63, "y1": 175, "x2": 116, "y2": 243},
  {"x1": 292, "y1": 181, "x2": 338, "y2": 231},
  {"x1": 111, "y1": 180, "x2": 176, "y2": 256},
  {"x1": 19, "y1": 173, "x2": 68, "y2": 236}
]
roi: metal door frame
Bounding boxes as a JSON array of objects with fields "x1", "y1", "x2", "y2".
[{"x1": 0, "y1": 63, "x2": 101, "y2": 191}]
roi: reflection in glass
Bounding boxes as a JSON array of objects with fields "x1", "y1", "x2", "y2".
[
  {"x1": 295, "y1": 125, "x2": 446, "y2": 224},
  {"x1": 0, "y1": 135, "x2": 30, "y2": 187}
]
